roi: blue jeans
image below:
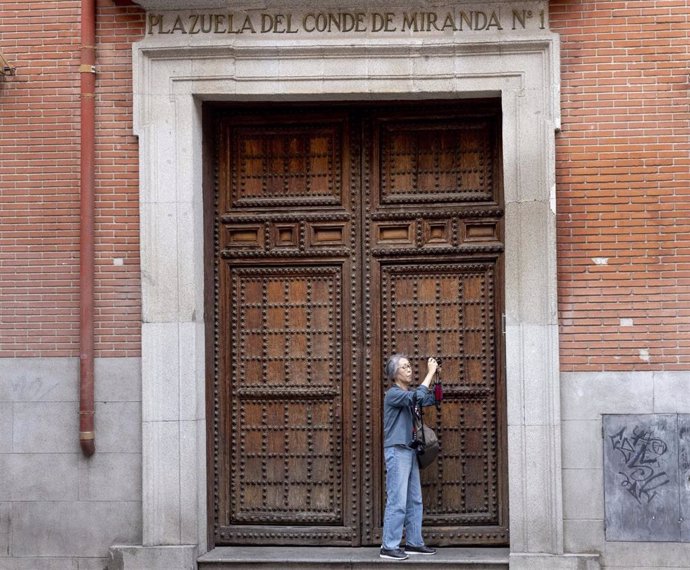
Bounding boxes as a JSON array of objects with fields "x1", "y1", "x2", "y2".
[{"x1": 381, "y1": 446, "x2": 425, "y2": 550}]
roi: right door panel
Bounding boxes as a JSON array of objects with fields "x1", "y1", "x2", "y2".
[{"x1": 362, "y1": 104, "x2": 508, "y2": 546}]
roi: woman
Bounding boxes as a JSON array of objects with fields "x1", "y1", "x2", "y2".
[{"x1": 380, "y1": 354, "x2": 439, "y2": 561}]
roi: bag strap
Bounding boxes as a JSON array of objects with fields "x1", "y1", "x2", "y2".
[{"x1": 411, "y1": 391, "x2": 426, "y2": 447}]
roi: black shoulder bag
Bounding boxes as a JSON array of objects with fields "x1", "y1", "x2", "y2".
[{"x1": 410, "y1": 393, "x2": 440, "y2": 469}]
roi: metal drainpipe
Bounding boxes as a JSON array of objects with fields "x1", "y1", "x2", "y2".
[{"x1": 79, "y1": 0, "x2": 96, "y2": 457}]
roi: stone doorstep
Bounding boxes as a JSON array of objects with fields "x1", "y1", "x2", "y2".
[{"x1": 198, "y1": 546, "x2": 510, "y2": 569}]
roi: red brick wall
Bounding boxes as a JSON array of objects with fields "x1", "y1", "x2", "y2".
[
  {"x1": 2, "y1": 1, "x2": 688, "y2": 371},
  {"x1": 0, "y1": 1, "x2": 144, "y2": 357},
  {"x1": 551, "y1": 0, "x2": 690, "y2": 371}
]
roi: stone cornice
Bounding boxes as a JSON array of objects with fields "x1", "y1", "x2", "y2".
[{"x1": 132, "y1": 0, "x2": 547, "y2": 11}]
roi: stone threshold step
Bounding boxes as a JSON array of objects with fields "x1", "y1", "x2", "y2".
[{"x1": 198, "y1": 546, "x2": 510, "y2": 570}]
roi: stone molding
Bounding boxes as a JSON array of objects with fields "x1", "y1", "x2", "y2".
[
  {"x1": 130, "y1": 20, "x2": 590, "y2": 568},
  {"x1": 133, "y1": 0, "x2": 550, "y2": 10}
]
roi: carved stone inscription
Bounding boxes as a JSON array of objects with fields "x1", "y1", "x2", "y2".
[
  {"x1": 148, "y1": 6, "x2": 548, "y2": 36},
  {"x1": 603, "y1": 414, "x2": 689, "y2": 542}
]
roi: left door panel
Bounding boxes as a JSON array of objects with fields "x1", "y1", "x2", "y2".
[{"x1": 210, "y1": 108, "x2": 361, "y2": 545}]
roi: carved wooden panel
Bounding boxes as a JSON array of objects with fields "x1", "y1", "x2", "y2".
[
  {"x1": 378, "y1": 118, "x2": 496, "y2": 205},
  {"x1": 226, "y1": 225, "x2": 264, "y2": 249},
  {"x1": 463, "y1": 220, "x2": 499, "y2": 242},
  {"x1": 380, "y1": 264, "x2": 501, "y2": 526},
  {"x1": 230, "y1": 124, "x2": 343, "y2": 208},
  {"x1": 228, "y1": 267, "x2": 343, "y2": 525},
  {"x1": 273, "y1": 223, "x2": 299, "y2": 248}
]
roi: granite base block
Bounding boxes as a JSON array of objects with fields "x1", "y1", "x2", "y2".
[
  {"x1": 108, "y1": 545, "x2": 197, "y2": 570},
  {"x1": 509, "y1": 553, "x2": 601, "y2": 570}
]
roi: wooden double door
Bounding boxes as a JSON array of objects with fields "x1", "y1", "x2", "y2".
[{"x1": 207, "y1": 101, "x2": 508, "y2": 547}]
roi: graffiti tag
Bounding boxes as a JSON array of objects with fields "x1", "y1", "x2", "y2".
[{"x1": 609, "y1": 426, "x2": 671, "y2": 504}]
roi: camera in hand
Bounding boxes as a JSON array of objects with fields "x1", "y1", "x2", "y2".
[{"x1": 432, "y1": 358, "x2": 443, "y2": 404}]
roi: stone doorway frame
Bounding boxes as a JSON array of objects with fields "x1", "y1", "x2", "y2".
[{"x1": 129, "y1": 23, "x2": 594, "y2": 569}]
